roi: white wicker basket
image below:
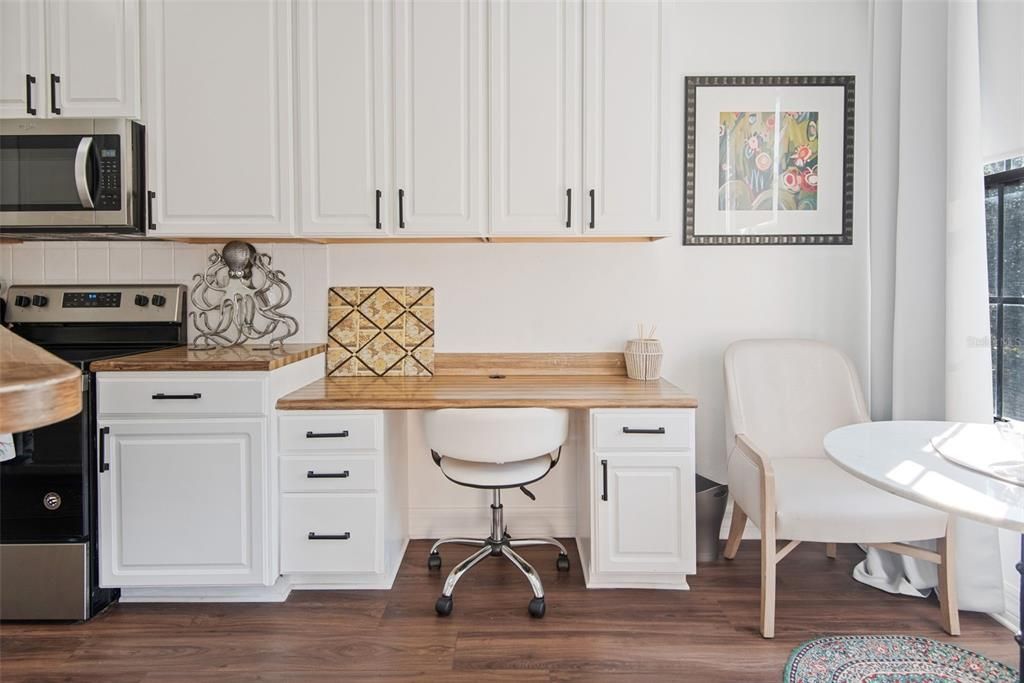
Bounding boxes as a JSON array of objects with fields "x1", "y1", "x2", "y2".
[{"x1": 624, "y1": 338, "x2": 663, "y2": 381}]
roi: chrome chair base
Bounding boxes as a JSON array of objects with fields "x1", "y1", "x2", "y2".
[{"x1": 428, "y1": 490, "x2": 570, "y2": 618}]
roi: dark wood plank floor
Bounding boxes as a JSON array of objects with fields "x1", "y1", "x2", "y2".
[{"x1": 0, "y1": 540, "x2": 1015, "y2": 682}]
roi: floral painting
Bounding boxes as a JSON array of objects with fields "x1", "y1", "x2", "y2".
[{"x1": 718, "y1": 111, "x2": 819, "y2": 211}]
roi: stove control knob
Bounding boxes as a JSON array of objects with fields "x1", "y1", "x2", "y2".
[
  {"x1": 13, "y1": 295, "x2": 31, "y2": 307},
  {"x1": 134, "y1": 294, "x2": 149, "y2": 307},
  {"x1": 151, "y1": 294, "x2": 167, "y2": 307},
  {"x1": 31, "y1": 295, "x2": 48, "y2": 307}
]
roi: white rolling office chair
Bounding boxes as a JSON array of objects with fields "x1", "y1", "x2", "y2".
[
  {"x1": 423, "y1": 408, "x2": 571, "y2": 618},
  {"x1": 722, "y1": 339, "x2": 959, "y2": 638}
]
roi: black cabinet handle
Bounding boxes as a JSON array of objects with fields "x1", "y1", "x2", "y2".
[
  {"x1": 152, "y1": 392, "x2": 202, "y2": 400},
  {"x1": 98, "y1": 426, "x2": 110, "y2": 472},
  {"x1": 398, "y1": 188, "x2": 405, "y2": 228},
  {"x1": 307, "y1": 470, "x2": 350, "y2": 479},
  {"x1": 49, "y1": 74, "x2": 60, "y2": 115},
  {"x1": 589, "y1": 189, "x2": 595, "y2": 229},
  {"x1": 375, "y1": 189, "x2": 382, "y2": 230},
  {"x1": 147, "y1": 191, "x2": 156, "y2": 230},
  {"x1": 308, "y1": 532, "x2": 351, "y2": 541},
  {"x1": 565, "y1": 188, "x2": 572, "y2": 228},
  {"x1": 622, "y1": 426, "x2": 666, "y2": 435},
  {"x1": 306, "y1": 430, "x2": 349, "y2": 439},
  {"x1": 600, "y1": 459, "x2": 608, "y2": 501},
  {"x1": 25, "y1": 74, "x2": 36, "y2": 115}
]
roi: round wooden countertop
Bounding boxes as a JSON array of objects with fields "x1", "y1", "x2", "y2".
[{"x1": 0, "y1": 327, "x2": 82, "y2": 434}]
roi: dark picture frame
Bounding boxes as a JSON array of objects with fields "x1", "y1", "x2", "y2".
[{"x1": 683, "y1": 75, "x2": 855, "y2": 246}]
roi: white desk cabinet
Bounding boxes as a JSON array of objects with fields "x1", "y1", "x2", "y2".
[
  {"x1": 1, "y1": 0, "x2": 139, "y2": 119},
  {"x1": 143, "y1": 0, "x2": 295, "y2": 236},
  {"x1": 577, "y1": 409, "x2": 696, "y2": 589}
]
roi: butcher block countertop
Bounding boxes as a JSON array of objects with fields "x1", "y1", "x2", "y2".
[
  {"x1": 90, "y1": 343, "x2": 327, "y2": 372},
  {"x1": 0, "y1": 327, "x2": 82, "y2": 433},
  {"x1": 277, "y1": 353, "x2": 697, "y2": 410}
]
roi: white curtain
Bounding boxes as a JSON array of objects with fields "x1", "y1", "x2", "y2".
[{"x1": 863, "y1": 0, "x2": 1004, "y2": 613}]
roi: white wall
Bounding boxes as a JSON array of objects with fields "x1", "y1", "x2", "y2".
[{"x1": 1, "y1": 1, "x2": 873, "y2": 538}]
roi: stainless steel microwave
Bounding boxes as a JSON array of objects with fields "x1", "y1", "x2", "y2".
[{"x1": 0, "y1": 119, "x2": 145, "y2": 234}]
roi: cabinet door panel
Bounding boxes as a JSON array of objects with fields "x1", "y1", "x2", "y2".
[
  {"x1": 595, "y1": 452, "x2": 694, "y2": 574},
  {"x1": 392, "y1": 0, "x2": 484, "y2": 235},
  {"x1": 583, "y1": 0, "x2": 668, "y2": 235},
  {"x1": 99, "y1": 419, "x2": 267, "y2": 586},
  {"x1": 489, "y1": 0, "x2": 580, "y2": 235},
  {"x1": 0, "y1": 0, "x2": 45, "y2": 118},
  {"x1": 144, "y1": 0, "x2": 294, "y2": 235},
  {"x1": 297, "y1": 0, "x2": 388, "y2": 235},
  {"x1": 45, "y1": 0, "x2": 139, "y2": 118}
]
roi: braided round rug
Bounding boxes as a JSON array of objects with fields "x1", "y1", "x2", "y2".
[{"x1": 783, "y1": 635, "x2": 1018, "y2": 682}]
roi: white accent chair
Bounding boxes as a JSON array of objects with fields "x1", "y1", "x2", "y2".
[
  {"x1": 722, "y1": 339, "x2": 959, "y2": 638},
  {"x1": 423, "y1": 408, "x2": 571, "y2": 618}
]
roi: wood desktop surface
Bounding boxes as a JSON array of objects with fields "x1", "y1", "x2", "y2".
[
  {"x1": 0, "y1": 327, "x2": 82, "y2": 433},
  {"x1": 277, "y1": 353, "x2": 697, "y2": 410},
  {"x1": 90, "y1": 343, "x2": 327, "y2": 372}
]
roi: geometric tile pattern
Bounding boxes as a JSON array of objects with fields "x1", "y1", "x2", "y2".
[{"x1": 326, "y1": 286, "x2": 434, "y2": 377}]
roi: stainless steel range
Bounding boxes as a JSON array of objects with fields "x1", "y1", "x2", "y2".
[{"x1": 0, "y1": 284, "x2": 186, "y2": 620}]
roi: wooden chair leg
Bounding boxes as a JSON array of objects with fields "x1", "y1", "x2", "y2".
[
  {"x1": 825, "y1": 543, "x2": 837, "y2": 559},
  {"x1": 723, "y1": 504, "x2": 747, "y2": 560},
  {"x1": 937, "y1": 523, "x2": 960, "y2": 636},
  {"x1": 760, "y1": 523, "x2": 777, "y2": 638}
]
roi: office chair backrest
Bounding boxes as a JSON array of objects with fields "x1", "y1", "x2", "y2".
[{"x1": 423, "y1": 408, "x2": 570, "y2": 463}]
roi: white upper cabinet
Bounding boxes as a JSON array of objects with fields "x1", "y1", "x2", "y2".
[
  {"x1": 1, "y1": 0, "x2": 138, "y2": 120},
  {"x1": 392, "y1": 0, "x2": 485, "y2": 235},
  {"x1": 583, "y1": 0, "x2": 668, "y2": 236},
  {"x1": 144, "y1": 0, "x2": 295, "y2": 236},
  {"x1": 296, "y1": 0, "x2": 389, "y2": 236},
  {"x1": 45, "y1": 0, "x2": 140, "y2": 118},
  {"x1": 489, "y1": 0, "x2": 581, "y2": 236},
  {"x1": 0, "y1": 0, "x2": 45, "y2": 118}
]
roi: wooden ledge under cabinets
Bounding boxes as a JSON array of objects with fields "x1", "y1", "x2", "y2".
[
  {"x1": 90, "y1": 343, "x2": 327, "y2": 372},
  {"x1": 161, "y1": 235, "x2": 667, "y2": 245},
  {"x1": 0, "y1": 327, "x2": 82, "y2": 433}
]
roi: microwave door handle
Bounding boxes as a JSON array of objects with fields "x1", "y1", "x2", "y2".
[{"x1": 74, "y1": 136, "x2": 95, "y2": 209}]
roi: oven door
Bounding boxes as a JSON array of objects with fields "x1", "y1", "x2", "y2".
[{"x1": 0, "y1": 120, "x2": 131, "y2": 228}]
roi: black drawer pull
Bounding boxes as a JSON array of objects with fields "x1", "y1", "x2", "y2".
[
  {"x1": 375, "y1": 189, "x2": 382, "y2": 229},
  {"x1": 601, "y1": 459, "x2": 608, "y2": 501},
  {"x1": 622, "y1": 427, "x2": 665, "y2": 435},
  {"x1": 306, "y1": 430, "x2": 349, "y2": 439},
  {"x1": 565, "y1": 188, "x2": 572, "y2": 228},
  {"x1": 26, "y1": 74, "x2": 36, "y2": 115},
  {"x1": 98, "y1": 426, "x2": 110, "y2": 473},
  {"x1": 307, "y1": 470, "x2": 350, "y2": 479},
  {"x1": 152, "y1": 392, "x2": 202, "y2": 400},
  {"x1": 308, "y1": 532, "x2": 351, "y2": 541},
  {"x1": 50, "y1": 73, "x2": 60, "y2": 115},
  {"x1": 589, "y1": 188, "x2": 595, "y2": 229}
]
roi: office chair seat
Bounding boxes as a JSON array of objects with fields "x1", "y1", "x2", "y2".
[{"x1": 423, "y1": 407, "x2": 571, "y2": 619}]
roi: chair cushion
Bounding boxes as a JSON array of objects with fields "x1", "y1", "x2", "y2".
[
  {"x1": 439, "y1": 454, "x2": 553, "y2": 489},
  {"x1": 772, "y1": 459, "x2": 948, "y2": 543}
]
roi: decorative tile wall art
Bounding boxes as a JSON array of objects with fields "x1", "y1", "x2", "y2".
[{"x1": 327, "y1": 286, "x2": 435, "y2": 377}]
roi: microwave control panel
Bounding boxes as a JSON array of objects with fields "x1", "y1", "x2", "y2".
[{"x1": 95, "y1": 137, "x2": 121, "y2": 211}]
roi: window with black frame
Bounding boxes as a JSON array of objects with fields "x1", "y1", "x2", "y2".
[{"x1": 985, "y1": 156, "x2": 1024, "y2": 421}]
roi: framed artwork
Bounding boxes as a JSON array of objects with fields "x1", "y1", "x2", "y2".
[{"x1": 683, "y1": 75, "x2": 855, "y2": 245}]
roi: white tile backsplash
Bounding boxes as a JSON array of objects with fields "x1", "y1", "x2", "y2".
[{"x1": 3, "y1": 241, "x2": 328, "y2": 344}]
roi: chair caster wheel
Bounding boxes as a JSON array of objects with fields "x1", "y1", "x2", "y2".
[
  {"x1": 427, "y1": 552, "x2": 441, "y2": 570},
  {"x1": 556, "y1": 553, "x2": 570, "y2": 572},
  {"x1": 528, "y1": 597, "x2": 546, "y2": 618},
  {"x1": 435, "y1": 595, "x2": 453, "y2": 616}
]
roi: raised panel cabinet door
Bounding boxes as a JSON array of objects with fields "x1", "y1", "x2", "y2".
[
  {"x1": 98, "y1": 419, "x2": 268, "y2": 587},
  {"x1": 489, "y1": 0, "x2": 581, "y2": 236},
  {"x1": 583, "y1": 0, "x2": 668, "y2": 236},
  {"x1": 595, "y1": 452, "x2": 695, "y2": 574},
  {"x1": 296, "y1": 0, "x2": 389, "y2": 235},
  {"x1": 392, "y1": 0, "x2": 485, "y2": 235},
  {"x1": 45, "y1": 0, "x2": 140, "y2": 118},
  {"x1": 144, "y1": 0, "x2": 294, "y2": 235},
  {"x1": 0, "y1": 0, "x2": 45, "y2": 118}
]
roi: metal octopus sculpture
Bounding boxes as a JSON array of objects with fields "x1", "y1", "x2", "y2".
[{"x1": 189, "y1": 241, "x2": 300, "y2": 349}]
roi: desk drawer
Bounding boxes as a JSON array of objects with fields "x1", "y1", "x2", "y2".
[
  {"x1": 280, "y1": 494, "x2": 377, "y2": 574},
  {"x1": 592, "y1": 409, "x2": 692, "y2": 451},
  {"x1": 98, "y1": 377, "x2": 265, "y2": 416},
  {"x1": 281, "y1": 456, "x2": 377, "y2": 493},
  {"x1": 279, "y1": 413, "x2": 381, "y2": 452}
]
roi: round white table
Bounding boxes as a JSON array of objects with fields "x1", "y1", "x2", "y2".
[{"x1": 824, "y1": 420, "x2": 1023, "y2": 678}]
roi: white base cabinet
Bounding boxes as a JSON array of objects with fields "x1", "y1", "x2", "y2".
[{"x1": 577, "y1": 409, "x2": 696, "y2": 589}]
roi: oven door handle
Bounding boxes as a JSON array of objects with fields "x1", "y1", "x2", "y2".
[
  {"x1": 98, "y1": 426, "x2": 110, "y2": 473},
  {"x1": 75, "y1": 137, "x2": 95, "y2": 209}
]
